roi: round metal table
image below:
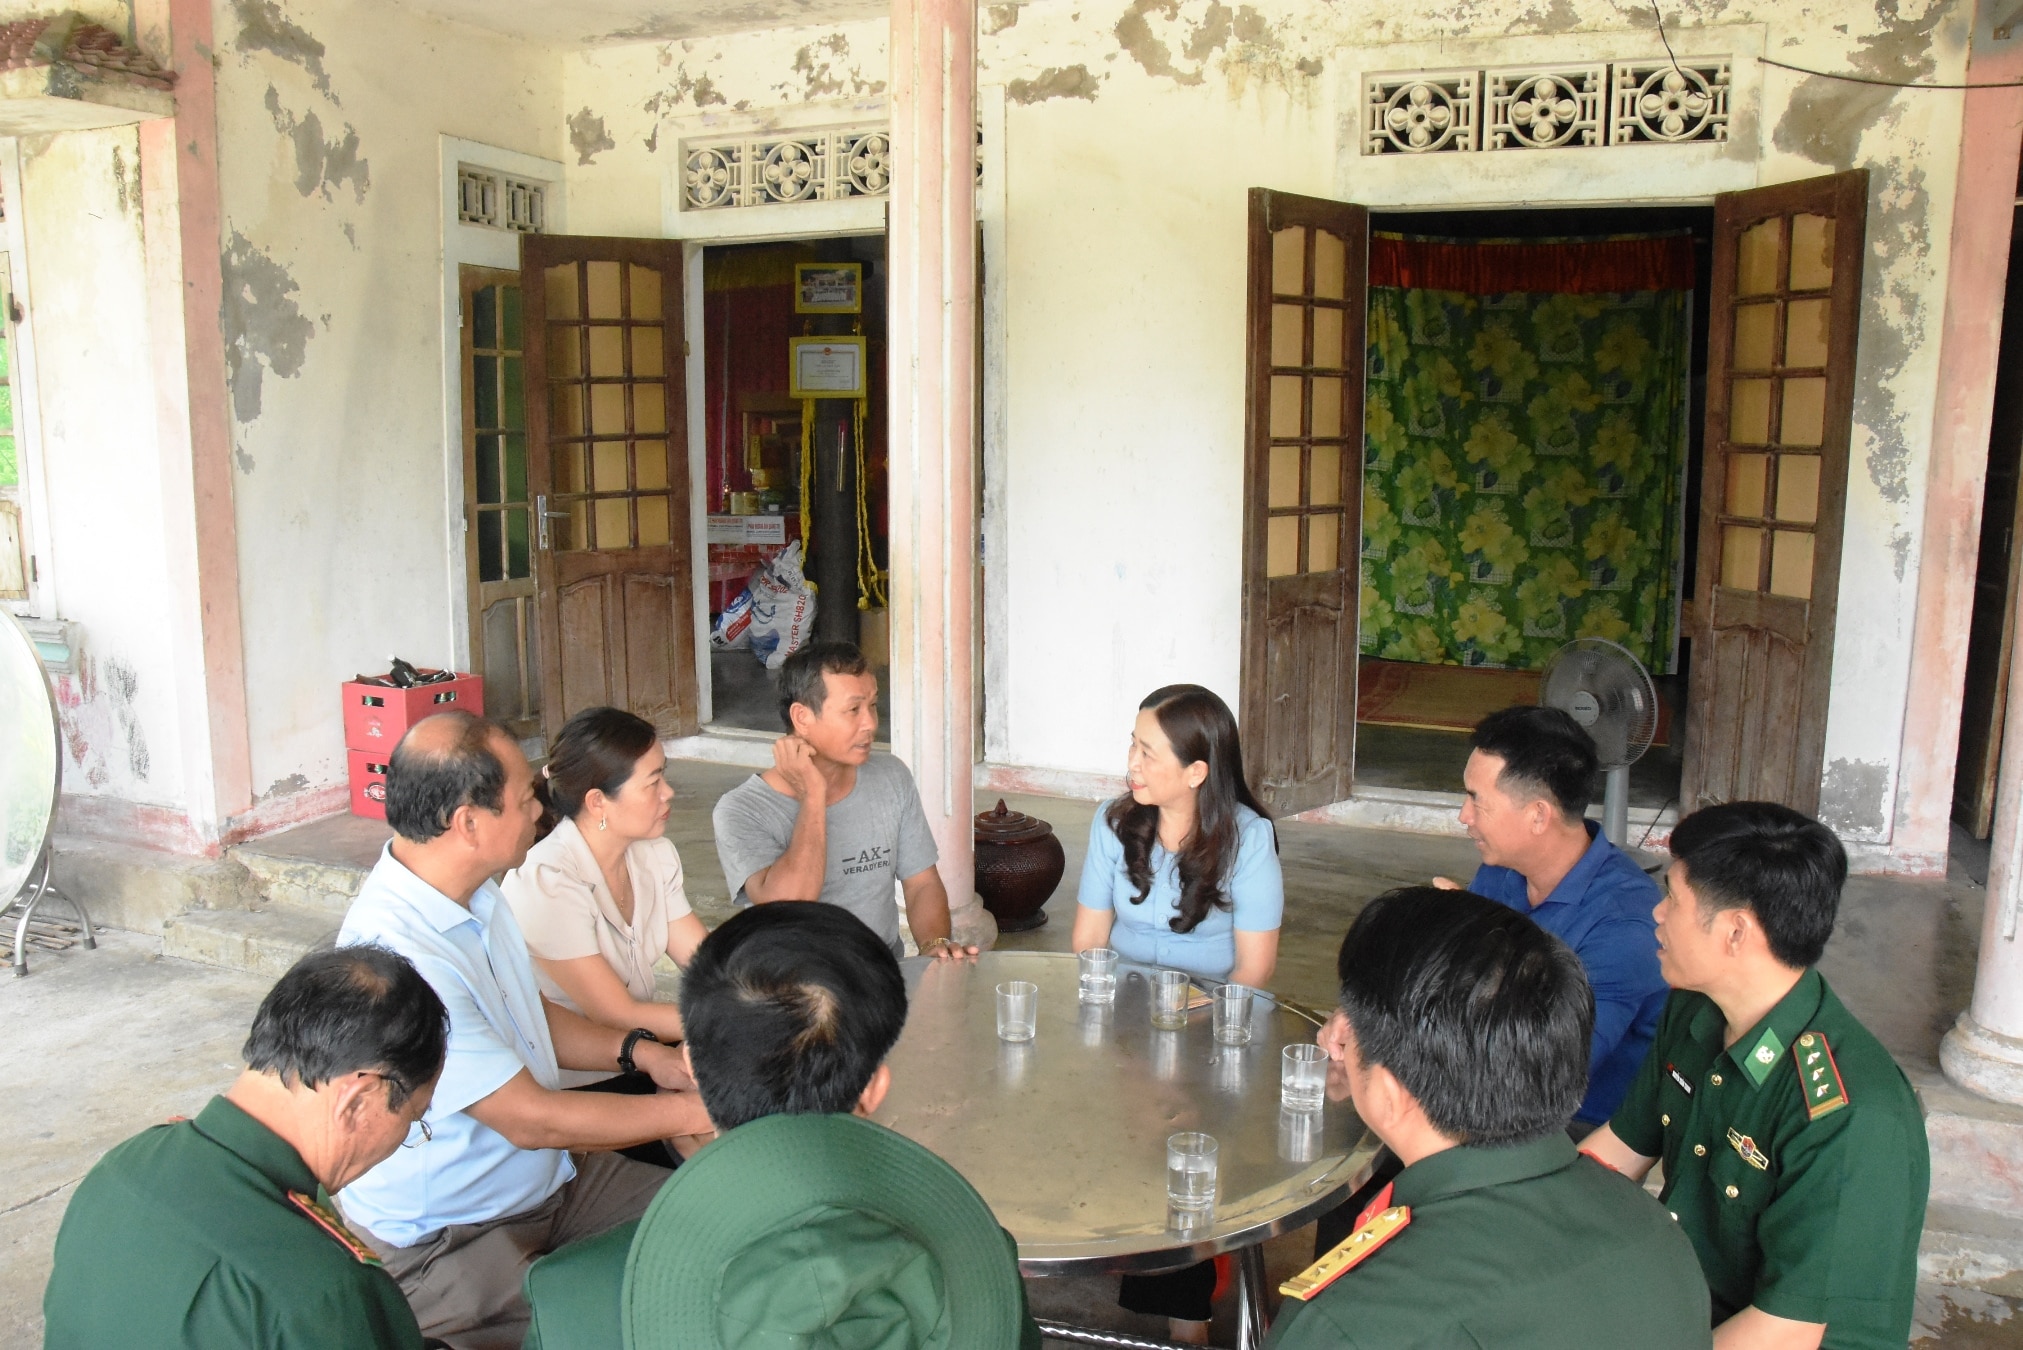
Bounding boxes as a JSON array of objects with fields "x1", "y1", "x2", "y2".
[{"x1": 874, "y1": 952, "x2": 1374, "y2": 1349}]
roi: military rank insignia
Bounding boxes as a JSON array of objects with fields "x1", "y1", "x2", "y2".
[
  {"x1": 1725, "y1": 1127, "x2": 1770, "y2": 1170},
  {"x1": 1280, "y1": 1205, "x2": 1412, "y2": 1300},
  {"x1": 289, "y1": 1190, "x2": 384, "y2": 1266},
  {"x1": 1794, "y1": 1032, "x2": 1849, "y2": 1120}
]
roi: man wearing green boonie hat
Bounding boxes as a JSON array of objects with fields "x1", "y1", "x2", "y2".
[{"x1": 522, "y1": 902, "x2": 1040, "y2": 1350}]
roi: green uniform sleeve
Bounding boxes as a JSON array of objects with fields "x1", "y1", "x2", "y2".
[
  {"x1": 1748, "y1": 1106, "x2": 1925, "y2": 1329},
  {"x1": 1607, "y1": 995, "x2": 1675, "y2": 1157},
  {"x1": 188, "y1": 1262, "x2": 423, "y2": 1350}
]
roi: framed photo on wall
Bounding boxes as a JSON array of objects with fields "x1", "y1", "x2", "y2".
[
  {"x1": 788, "y1": 336, "x2": 869, "y2": 399},
  {"x1": 795, "y1": 262, "x2": 863, "y2": 314}
]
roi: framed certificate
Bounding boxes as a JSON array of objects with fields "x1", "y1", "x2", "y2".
[
  {"x1": 788, "y1": 337, "x2": 869, "y2": 399},
  {"x1": 794, "y1": 262, "x2": 863, "y2": 314}
]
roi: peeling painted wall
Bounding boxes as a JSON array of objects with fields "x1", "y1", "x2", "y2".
[
  {"x1": 17, "y1": 124, "x2": 187, "y2": 807},
  {"x1": 555, "y1": 0, "x2": 1970, "y2": 850},
  {"x1": 210, "y1": 0, "x2": 562, "y2": 802}
]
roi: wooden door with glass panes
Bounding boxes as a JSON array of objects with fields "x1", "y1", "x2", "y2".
[
  {"x1": 1239, "y1": 189, "x2": 1368, "y2": 814},
  {"x1": 1682, "y1": 171, "x2": 1867, "y2": 814},
  {"x1": 522, "y1": 235, "x2": 698, "y2": 740},
  {"x1": 461, "y1": 267, "x2": 540, "y2": 737}
]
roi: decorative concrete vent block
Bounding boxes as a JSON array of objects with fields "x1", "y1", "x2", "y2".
[
  {"x1": 1485, "y1": 65, "x2": 1606, "y2": 150},
  {"x1": 1364, "y1": 70, "x2": 1480, "y2": 155}
]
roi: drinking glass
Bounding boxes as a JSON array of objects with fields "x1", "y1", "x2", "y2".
[
  {"x1": 1212, "y1": 983, "x2": 1254, "y2": 1045},
  {"x1": 1166, "y1": 1132, "x2": 1218, "y2": 1218},
  {"x1": 995, "y1": 980, "x2": 1037, "y2": 1042},
  {"x1": 1078, "y1": 947, "x2": 1119, "y2": 1004},
  {"x1": 1277, "y1": 1106, "x2": 1323, "y2": 1163},
  {"x1": 1282, "y1": 1042, "x2": 1327, "y2": 1111},
  {"x1": 1151, "y1": 970, "x2": 1191, "y2": 1030}
]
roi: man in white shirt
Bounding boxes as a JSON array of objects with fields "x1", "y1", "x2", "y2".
[{"x1": 338, "y1": 711, "x2": 710, "y2": 1350}]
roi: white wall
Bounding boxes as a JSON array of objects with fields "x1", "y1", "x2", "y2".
[
  {"x1": 211, "y1": 0, "x2": 562, "y2": 803},
  {"x1": 18, "y1": 122, "x2": 189, "y2": 812}
]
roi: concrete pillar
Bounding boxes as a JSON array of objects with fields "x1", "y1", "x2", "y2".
[
  {"x1": 134, "y1": 0, "x2": 254, "y2": 849},
  {"x1": 886, "y1": 0, "x2": 993, "y2": 948},
  {"x1": 1937, "y1": 24, "x2": 2023, "y2": 1105}
]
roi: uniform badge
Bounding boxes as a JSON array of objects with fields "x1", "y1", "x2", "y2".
[
  {"x1": 1793, "y1": 1032, "x2": 1849, "y2": 1120},
  {"x1": 1666, "y1": 1063, "x2": 1694, "y2": 1095},
  {"x1": 288, "y1": 1190, "x2": 384, "y2": 1266},
  {"x1": 1725, "y1": 1127, "x2": 1770, "y2": 1170},
  {"x1": 1741, "y1": 1027, "x2": 1786, "y2": 1087},
  {"x1": 1279, "y1": 1203, "x2": 1412, "y2": 1300}
]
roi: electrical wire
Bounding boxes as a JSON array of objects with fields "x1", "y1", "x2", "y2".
[{"x1": 1649, "y1": 0, "x2": 2023, "y2": 92}]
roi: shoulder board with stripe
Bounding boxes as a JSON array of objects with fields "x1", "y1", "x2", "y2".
[
  {"x1": 1793, "y1": 1031, "x2": 1849, "y2": 1120},
  {"x1": 288, "y1": 1190, "x2": 384, "y2": 1266},
  {"x1": 1279, "y1": 1205, "x2": 1411, "y2": 1300}
]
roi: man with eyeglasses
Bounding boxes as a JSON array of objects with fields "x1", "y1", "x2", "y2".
[
  {"x1": 44, "y1": 946, "x2": 448, "y2": 1349},
  {"x1": 336, "y1": 712, "x2": 711, "y2": 1350}
]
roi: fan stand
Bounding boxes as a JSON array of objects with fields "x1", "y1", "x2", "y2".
[
  {"x1": 3, "y1": 844, "x2": 96, "y2": 977},
  {"x1": 1602, "y1": 765, "x2": 1631, "y2": 849}
]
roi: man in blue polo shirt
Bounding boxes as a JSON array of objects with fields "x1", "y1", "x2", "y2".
[
  {"x1": 1434, "y1": 705, "x2": 1666, "y2": 1130},
  {"x1": 338, "y1": 712, "x2": 712, "y2": 1350}
]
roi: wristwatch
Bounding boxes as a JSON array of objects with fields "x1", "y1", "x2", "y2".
[{"x1": 618, "y1": 1027, "x2": 660, "y2": 1076}]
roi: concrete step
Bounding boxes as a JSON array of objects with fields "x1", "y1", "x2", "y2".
[
  {"x1": 229, "y1": 813, "x2": 388, "y2": 916},
  {"x1": 1920, "y1": 1202, "x2": 2023, "y2": 1298},
  {"x1": 51, "y1": 835, "x2": 257, "y2": 935},
  {"x1": 161, "y1": 906, "x2": 340, "y2": 979}
]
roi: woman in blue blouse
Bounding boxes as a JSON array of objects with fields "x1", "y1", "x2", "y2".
[
  {"x1": 1072, "y1": 683, "x2": 1282, "y2": 988},
  {"x1": 1073, "y1": 684, "x2": 1283, "y2": 1341}
]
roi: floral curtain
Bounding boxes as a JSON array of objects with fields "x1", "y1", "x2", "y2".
[{"x1": 1359, "y1": 233, "x2": 1693, "y2": 673}]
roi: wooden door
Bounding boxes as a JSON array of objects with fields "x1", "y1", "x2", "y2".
[
  {"x1": 460, "y1": 266, "x2": 541, "y2": 738},
  {"x1": 522, "y1": 235, "x2": 698, "y2": 740},
  {"x1": 1953, "y1": 205, "x2": 2023, "y2": 837},
  {"x1": 1239, "y1": 189, "x2": 1368, "y2": 815},
  {"x1": 1681, "y1": 171, "x2": 1867, "y2": 814}
]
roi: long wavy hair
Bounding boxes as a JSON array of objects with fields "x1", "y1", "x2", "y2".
[{"x1": 1104, "y1": 685, "x2": 1272, "y2": 935}]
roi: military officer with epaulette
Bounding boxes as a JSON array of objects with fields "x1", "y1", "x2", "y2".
[
  {"x1": 43, "y1": 946, "x2": 447, "y2": 1349},
  {"x1": 1583, "y1": 802, "x2": 1929, "y2": 1350},
  {"x1": 1265, "y1": 886, "x2": 1709, "y2": 1350}
]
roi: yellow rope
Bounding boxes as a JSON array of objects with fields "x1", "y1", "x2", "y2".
[
  {"x1": 853, "y1": 398, "x2": 887, "y2": 609},
  {"x1": 798, "y1": 397, "x2": 815, "y2": 570}
]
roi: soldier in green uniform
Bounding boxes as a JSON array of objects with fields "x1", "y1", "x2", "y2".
[
  {"x1": 1265, "y1": 886, "x2": 1709, "y2": 1350},
  {"x1": 43, "y1": 946, "x2": 448, "y2": 1350},
  {"x1": 1583, "y1": 802, "x2": 1929, "y2": 1350}
]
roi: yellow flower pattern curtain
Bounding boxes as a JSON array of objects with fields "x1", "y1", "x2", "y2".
[{"x1": 1360, "y1": 233, "x2": 1693, "y2": 672}]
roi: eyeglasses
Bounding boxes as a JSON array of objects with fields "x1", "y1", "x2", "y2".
[{"x1": 366, "y1": 1072, "x2": 433, "y2": 1147}]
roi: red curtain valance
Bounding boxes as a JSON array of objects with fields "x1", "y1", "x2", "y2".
[{"x1": 1368, "y1": 233, "x2": 1696, "y2": 295}]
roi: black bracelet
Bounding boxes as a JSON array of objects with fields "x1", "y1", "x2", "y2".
[{"x1": 618, "y1": 1027, "x2": 660, "y2": 1076}]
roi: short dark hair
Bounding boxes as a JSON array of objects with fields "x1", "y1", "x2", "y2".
[
  {"x1": 776, "y1": 641, "x2": 872, "y2": 731},
  {"x1": 385, "y1": 711, "x2": 509, "y2": 842},
  {"x1": 1468, "y1": 705, "x2": 1599, "y2": 821},
  {"x1": 1337, "y1": 886, "x2": 1592, "y2": 1145},
  {"x1": 1667, "y1": 802, "x2": 1846, "y2": 968},
  {"x1": 243, "y1": 946, "x2": 449, "y2": 1109},
  {"x1": 679, "y1": 904, "x2": 907, "y2": 1131},
  {"x1": 534, "y1": 706, "x2": 659, "y2": 840}
]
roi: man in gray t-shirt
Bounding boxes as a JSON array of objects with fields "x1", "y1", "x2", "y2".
[{"x1": 711, "y1": 641, "x2": 974, "y2": 960}]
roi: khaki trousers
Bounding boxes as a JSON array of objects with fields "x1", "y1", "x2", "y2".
[{"x1": 365, "y1": 1151, "x2": 669, "y2": 1350}]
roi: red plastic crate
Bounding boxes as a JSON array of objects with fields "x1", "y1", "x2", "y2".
[
  {"x1": 341, "y1": 674, "x2": 484, "y2": 752},
  {"x1": 347, "y1": 748, "x2": 391, "y2": 820}
]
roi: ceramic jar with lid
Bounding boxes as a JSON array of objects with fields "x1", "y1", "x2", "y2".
[{"x1": 973, "y1": 799, "x2": 1066, "y2": 932}]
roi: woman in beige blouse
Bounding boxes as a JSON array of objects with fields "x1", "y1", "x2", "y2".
[{"x1": 503, "y1": 705, "x2": 707, "y2": 1070}]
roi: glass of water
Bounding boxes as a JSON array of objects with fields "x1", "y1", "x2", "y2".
[
  {"x1": 1166, "y1": 1131, "x2": 1218, "y2": 1219},
  {"x1": 1151, "y1": 969, "x2": 1191, "y2": 1030},
  {"x1": 1212, "y1": 983, "x2": 1254, "y2": 1045},
  {"x1": 1078, "y1": 947, "x2": 1119, "y2": 1004},
  {"x1": 996, "y1": 980, "x2": 1037, "y2": 1043},
  {"x1": 1282, "y1": 1042, "x2": 1327, "y2": 1111}
]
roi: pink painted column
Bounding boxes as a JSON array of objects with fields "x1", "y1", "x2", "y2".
[
  {"x1": 134, "y1": 0, "x2": 254, "y2": 849},
  {"x1": 1940, "y1": 29, "x2": 2023, "y2": 1105},
  {"x1": 887, "y1": 0, "x2": 992, "y2": 947},
  {"x1": 1897, "y1": 30, "x2": 2023, "y2": 877}
]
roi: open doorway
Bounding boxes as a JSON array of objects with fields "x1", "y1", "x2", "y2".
[
  {"x1": 1349, "y1": 206, "x2": 1712, "y2": 817},
  {"x1": 700, "y1": 236, "x2": 891, "y2": 734}
]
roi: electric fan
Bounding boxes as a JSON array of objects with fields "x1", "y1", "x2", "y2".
[{"x1": 1539, "y1": 637, "x2": 1659, "y2": 847}]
